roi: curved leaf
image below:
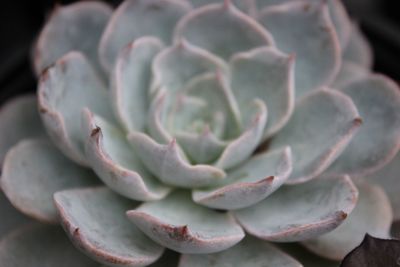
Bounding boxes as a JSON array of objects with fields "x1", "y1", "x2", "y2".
[
  {"x1": 258, "y1": 1, "x2": 341, "y2": 97},
  {"x1": 54, "y1": 186, "x2": 164, "y2": 267},
  {"x1": 82, "y1": 109, "x2": 171, "y2": 201},
  {"x1": 0, "y1": 95, "x2": 46, "y2": 164},
  {"x1": 230, "y1": 46, "x2": 294, "y2": 138},
  {"x1": 302, "y1": 181, "x2": 393, "y2": 261},
  {"x1": 112, "y1": 36, "x2": 164, "y2": 132},
  {"x1": 327, "y1": 75, "x2": 400, "y2": 177},
  {"x1": 1, "y1": 139, "x2": 97, "y2": 223},
  {"x1": 151, "y1": 39, "x2": 226, "y2": 94},
  {"x1": 38, "y1": 51, "x2": 114, "y2": 166},
  {"x1": 128, "y1": 132, "x2": 225, "y2": 188},
  {"x1": 179, "y1": 236, "x2": 302, "y2": 267},
  {"x1": 33, "y1": 1, "x2": 112, "y2": 75},
  {"x1": 269, "y1": 89, "x2": 361, "y2": 184},
  {"x1": 0, "y1": 223, "x2": 98, "y2": 267},
  {"x1": 99, "y1": 0, "x2": 190, "y2": 71},
  {"x1": 215, "y1": 99, "x2": 267, "y2": 169},
  {"x1": 127, "y1": 190, "x2": 244, "y2": 253},
  {"x1": 234, "y1": 175, "x2": 358, "y2": 242},
  {"x1": 174, "y1": 1, "x2": 274, "y2": 60},
  {"x1": 193, "y1": 147, "x2": 292, "y2": 210}
]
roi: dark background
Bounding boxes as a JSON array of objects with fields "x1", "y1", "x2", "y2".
[{"x1": 1, "y1": 0, "x2": 399, "y2": 105}]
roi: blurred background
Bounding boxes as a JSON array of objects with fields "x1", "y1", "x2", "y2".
[{"x1": 0, "y1": 0, "x2": 399, "y2": 105}]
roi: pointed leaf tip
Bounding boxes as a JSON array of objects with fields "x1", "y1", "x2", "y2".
[{"x1": 127, "y1": 191, "x2": 244, "y2": 254}]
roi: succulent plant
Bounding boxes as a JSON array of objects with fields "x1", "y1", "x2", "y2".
[{"x1": 1, "y1": 0, "x2": 400, "y2": 266}]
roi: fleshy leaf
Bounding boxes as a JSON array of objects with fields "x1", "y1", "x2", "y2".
[
  {"x1": 215, "y1": 99, "x2": 267, "y2": 170},
  {"x1": 1, "y1": 139, "x2": 97, "y2": 223},
  {"x1": 174, "y1": 1, "x2": 274, "y2": 60},
  {"x1": 189, "y1": 0, "x2": 253, "y2": 14},
  {"x1": 365, "y1": 151, "x2": 400, "y2": 221},
  {"x1": 327, "y1": 75, "x2": 400, "y2": 177},
  {"x1": 33, "y1": 1, "x2": 112, "y2": 75},
  {"x1": 230, "y1": 46, "x2": 294, "y2": 138},
  {"x1": 54, "y1": 186, "x2": 164, "y2": 267},
  {"x1": 38, "y1": 51, "x2": 114, "y2": 166},
  {"x1": 302, "y1": 181, "x2": 393, "y2": 261},
  {"x1": 340, "y1": 234, "x2": 400, "y2": 267},
  {"x1": 151, "y1": 39, "x2": 227, "y2": 94},
  {"x1": 0, "y1": 95, "x2": 46, "y2": 164},
  {"x1": 269, "y1": 89, "x2": 361, "y2": 184},
  {"x1": 82, "y1": 109, "x2": 171, "y2": 201},
  {"x1": 0, "y1": 192, "x2": 31, "y2": 238},
  {"x1": 278, "y1": 243, "x2": 339, "y2": 267},
  {"x1": 112, "y1": 37, "x2": 164, "y2": 132},
  {"x1": 256, "y1": 0, "x2": 351, "y2": 48},
  {"x1": 99, "y1": 0, "x2": 190, "y2": 71},
  {"x1": 147, "y1": 89, "x2": 174, "y2": 144},
  {"x1": 128, "y1": 132, "x2": 225, "y2": 188},
  {"x1": 331, "y1": 61, "x2": 369, "y2": 90},
  {"x1": 193, "y1": 147, "x2": 292, "y2": 210},
  {"x1": 234, "y1": 175, "x2": 358, "y2": 242},
  {"x1": 127, "y1": 190, "x2": 244, "y2": 253},
  {"x1": 343, "y1": 23, "x2": 373, "y2": 69},
  {"x1": 0, "y1": 224, "x2": 98, "y2": 267},
  {"x1": 258, "y1": 1, "x2": 341, "y2": 97},
  {"x1": 179, "y1": 236, "x2": 302, "y2": 267}
]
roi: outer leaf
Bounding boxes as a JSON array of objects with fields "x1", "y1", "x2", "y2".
[
  {"x1": 365, "y1": 151, "x2": 400, "y2": 221},
  {"x1": 99, "y1": 0, "x2": 190, "y2": 71},
  {"x1": 189, "y1": 0, "x2": 253, "y2": 14},
  {"x1": 1, "y1": 139, "x2": 97, "y2": 223},
  {"x1": 256, "y1": 0, "x2": 352, "y2": 49},
  {"x1": 112, "y1": 37, "x2": 164, "y2": 132},
  {"x1": 331, "y1": 61, "x2": 368, "y2": 90},
  {"x1": 82, "y1": 109, "x2": 171, "y2": 201},
  {"x1": 302, "y1": 182, "x2": 393, "y2": 261},
  {"x1": 174, "y1": 1, "x2": 274, "y2": 60},
  {"x1": 0, "y1": 223, "x2": 98, "y2": 267},
  {"x1": 234, "y1": 175, "x2": 358, "y2": 242},
  {"x1": 258, "y1": 1, "x2": 341, "y2": 97},
  {"x1": 151, "y1": 40, "x2": 227, "y2": 94},
  {"x1": 179, "y1": 236, "x2": 302, "y2": 267},
  {"x1": 33, "y1": 1, "x2": 112, "y2": 75},
  {"x1": 127, "y1": 190, "x2": 245, "y2": 254},
  {"x1": 38, "y1": 51, "x2": 114, "y2": 166},
  {"x1": 230, "y1": 46, "x2": 294, "y2": 138},
  {"x1": 193, "y1": 147, "x2": 292, "y2": 210},
  {"x1": 0, "y1": 192, "x2": 30, "y2": 238},
  {"x1": 215, "y1": 99, "x2": 267, "y2": 169},
  {"x1": 54, "y1": 186, "x2": 164, "y2": 267},
  {"x1": 269, "y1": 89, "x2": 361, "y2": 184},
  {"x1": 0, "y1": 95, "x2": 46, "y2": 164},
  {"x1": 327, "y1": 75, "x2": 400, "y2": 177},
  {"x1": 343, "y1": 23, "x2": 373, "y2": 69},
  {"x1": 128, "y1": 132, "x2": 226, "y2": 188}
]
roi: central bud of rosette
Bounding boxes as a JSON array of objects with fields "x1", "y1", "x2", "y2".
[{"x1": 127, "y1": 39, "x2": 273, "y2": 188}]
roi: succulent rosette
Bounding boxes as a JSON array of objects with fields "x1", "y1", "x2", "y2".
[{"x1": 1, "y1": 0, "x2": 400, "y2": 266}]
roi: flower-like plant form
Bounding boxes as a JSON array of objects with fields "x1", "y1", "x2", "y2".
[{"x1": 1, "y1": 0, "x2": 400, "y2": 266}]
